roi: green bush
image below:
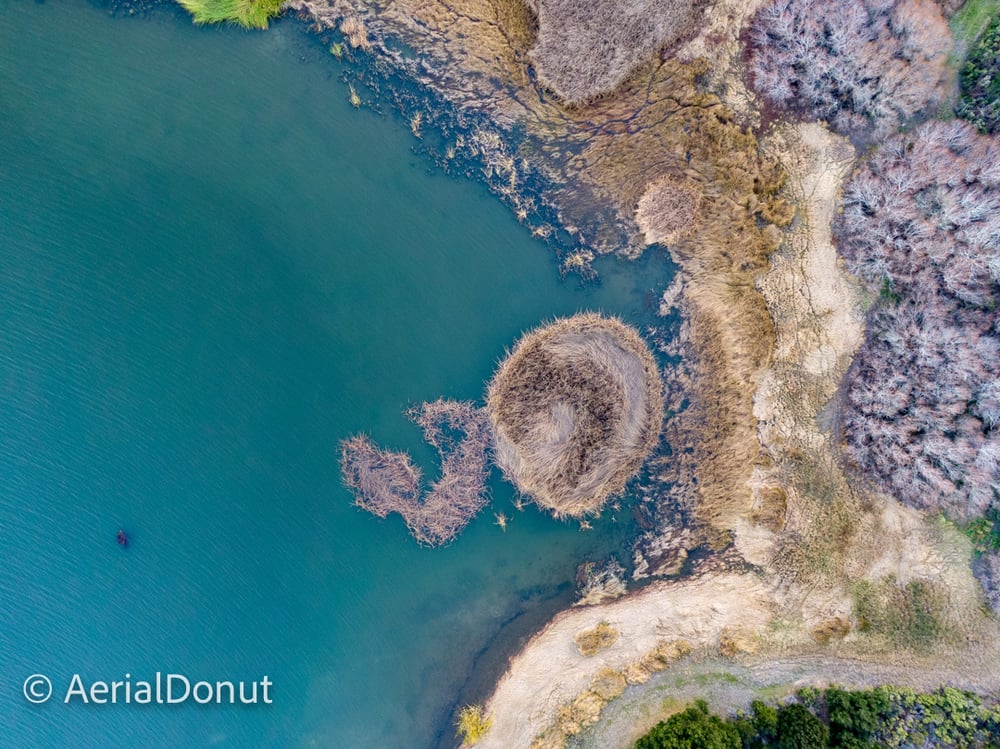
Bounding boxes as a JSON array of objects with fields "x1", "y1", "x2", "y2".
[
  {"x1": 635, "y1": 701, "x2": 741, "y2": 749},
  {"x1": 634, "y1": 688, "x2": 999, "y2": 749},
  {"x1": 826, "y1": 687, "x2": 888, "y2": 748},
  {"x1": 776, "y1": 704, "x2": 829, "y2": 749},
  {"x1": 958, "y1": 14, "x2": 1000, "y2": 133}
]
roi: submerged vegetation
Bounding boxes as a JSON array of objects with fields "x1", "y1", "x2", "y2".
[{"x1": 176, "y1": 0, "x2": 284, "y2": 28}]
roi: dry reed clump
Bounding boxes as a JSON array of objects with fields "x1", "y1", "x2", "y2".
[
  {"x1": 340, "y1": 399, "x2": 492, "y2": 546},
  {"x1": 487, "y1": 313, "x2": 663, "y2": 518},
  {"x1": 574, "y1": 621, "x2": 618, "y2": 656},
  {"x1": 523, "y1": 0, "x2": 709, "y2": 104},
  {"x1": 340, "y1": 15, "x2": 372, "y2": 50},
  {"x1": 718, "y1": 626, "x2": 759, "y2": 656},
  {"x1": 631, "y1": 639, "x2": 692, "y2": 683},
  {"x1": 811, "y1": 617, "x2": 851, "y2": 644},
  {"x1": 635, "y1": 177, "x2": 702, "y2": 247}
]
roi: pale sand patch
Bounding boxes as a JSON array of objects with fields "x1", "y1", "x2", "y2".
[
  {"x1": 476, "y1": 573, "x2": 774, "y2": 749},
  {"x1": 753, "y1": 121, "x2": 861, "y2": 458}
]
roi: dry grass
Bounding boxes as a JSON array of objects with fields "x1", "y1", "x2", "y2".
[
  {"x1": 341, "y1": 399, "x2": 492, "y2": 546},
  {"x1": 340, "y1": 14, "x2": 372, "y2": 50},
  {"x1": 457, "y1": 704, "x2": 493, "y2": 745},
  {"x1": 524, "y1": 0, "x2": 709, "y2": 104},
  {"x1": 811, "y1": 617, "x2": 851, "y2": 644},
  {"x1": 488, "y1": 314, "x2": 663, "y2": 518},
  {"x1": 574, "y1": 621, "x2": 619, "y2": 656},
  {"x1": 635, "y1": 177, "x2": 702, "y2": 246}
]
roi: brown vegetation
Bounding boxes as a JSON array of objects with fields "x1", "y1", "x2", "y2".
[
  {"x1": 811, "y1": 617, "x2": 852, "y2": 645},
  {"x1": 834, "y1": 121, "x2": 1000, "y2": 521},
  {"x1": 523, "y1": 0, "x2": 709, "y2": 105},
  {"x1": 339, "y1": 14, "x2": 371, "y2": 49},
  {"x1": 341, "y1": 399, "x2": 492, "y2": 546},
  {"x1": 635, "y1": 176, "x2": 702, "y2": 247},
  {"x1": 574, "y1": 621, "x2": 619, "y2": 657},
  {"x1": 487, "y1": 314, "x2": 662, "y2": 518},
  {"x1": 747, "y1": 0, "x2": 952, "y2": 141}
]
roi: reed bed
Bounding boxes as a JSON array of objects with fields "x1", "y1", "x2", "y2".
[
  {"x1": 341, "y1": 400, "x2": 492, "y2": 546},
  {"x1": 487, "y1": 313, "x2": 663, "y2": 518}
]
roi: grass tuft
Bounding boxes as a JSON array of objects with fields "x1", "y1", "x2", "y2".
[
  {"x1": 951, "y1": 0, "x2": 1000, "y2": 49},
  {"x1": 574, "y1": 621, "x2": 619, "y2": 656},
  {"x1": 456, "y1": 704, "x2": 492, "y2": 746},
  {"x1": 176, "y1": 0, "x2": 284, "y2": 29},
  {"x1": 852, "y1": 576, "x2": 953, "y2": 649}
]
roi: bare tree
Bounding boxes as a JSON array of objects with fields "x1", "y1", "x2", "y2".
[
  {"x1": 835, "y1": 121, "x2": 1000, "y2": 520},
  {"x1": 975, "y1": 550, "x2": 1000, "y2": 615},
  {"x1": 747, "y1": 0, "x2": 951, "y2": 141}
]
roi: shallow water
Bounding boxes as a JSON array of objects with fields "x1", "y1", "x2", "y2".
[{"x1": 0, "y1": 3, "x2": 674, "y2": 747}]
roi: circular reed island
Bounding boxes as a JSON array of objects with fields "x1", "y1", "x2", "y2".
[{"x1": 487, "y1": 313, "x2": 663, "y2": 517}]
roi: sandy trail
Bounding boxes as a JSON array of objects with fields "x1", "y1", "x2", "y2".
[
  {"x1": 476, "y1": 573, "x2": 774, "y2": 749},
  {"x1": 576, "y1": 651, "x2": 1000, "y2": 749}
]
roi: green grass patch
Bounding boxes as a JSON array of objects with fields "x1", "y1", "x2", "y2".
[
  {"x1": 176, "y1": 0, "x2": 284, "y2": 29},
  {"x1": 951, "y1": 0, "x2": 1000, "y2": 49},
  {"x1": 455, "y1": 704, "x2": 492, "y2": 746},
  {"x1": 852, "y1": 576, "x2": 952, "y2": 649},
  {"x1": 965, "y1": 511, "x2": 1000, "y2": 553}
]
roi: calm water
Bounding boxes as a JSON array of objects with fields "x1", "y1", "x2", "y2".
[{"x1": 0, "y1": 3, "x2": 673, "y2": 747}]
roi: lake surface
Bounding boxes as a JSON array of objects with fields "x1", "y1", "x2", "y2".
[{"x1": 0, "y1": 3, "x2": 673, "y2": 747}]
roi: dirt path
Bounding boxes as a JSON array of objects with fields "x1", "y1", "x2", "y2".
[
  {"x1": 476, "y1": 573, "x2": 775, "y2": 749},
  {"x1": 574, "y1": 651, "x2": 1000, "y2": 749}
]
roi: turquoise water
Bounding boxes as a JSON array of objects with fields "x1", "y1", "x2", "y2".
[{"x1": 0, "y1": 3, "x2": 673, "y2": 748}]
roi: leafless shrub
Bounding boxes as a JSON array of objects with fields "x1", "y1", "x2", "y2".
[
  {"x1": 488, "y1": 314, "x2": 664, "y2": 518},
  {"x1": 524, "y1": 0, "x2": 708, "y2": 105},
  {"x1": 341, "y1": 399, "x2": 492, "y2": 546},
  {"x1": 834, "y1": 121, "x2": 1000, "y2": 520},
  {"x1": 938, "y1": 0, "x2": 965, "y2": 16},
  {"x1": 746, "y1": 0, "x2": 952, "y2": 141}
]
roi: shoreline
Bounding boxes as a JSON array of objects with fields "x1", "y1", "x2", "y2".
[
  {"x1": 276, "y1": 2, "x2": 1000, "y2": 746},
  {"x1": 109, "y1": 1, "x2": 1000, "y2": 745}
]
